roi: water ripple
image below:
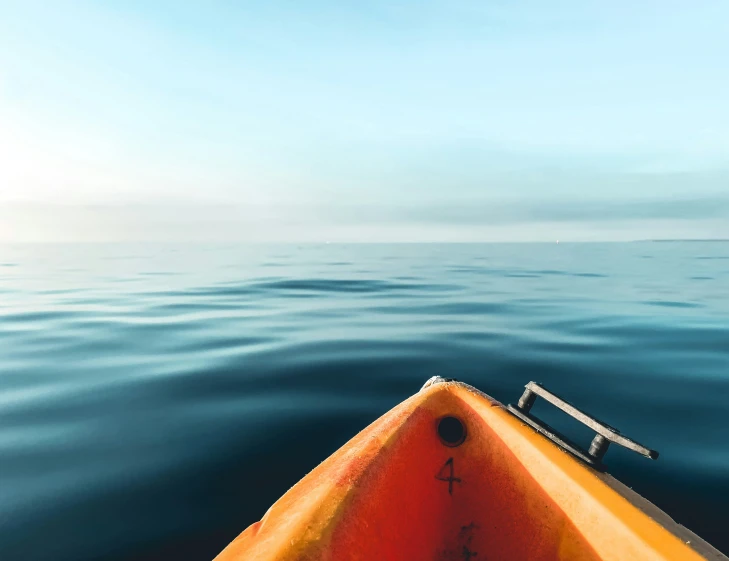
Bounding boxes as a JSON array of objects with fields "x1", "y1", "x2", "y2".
[{"x1": 1, "y1": 242, "x2": 728, "y2": 560}]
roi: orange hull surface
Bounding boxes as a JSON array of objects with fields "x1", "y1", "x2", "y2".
[{"x1": 216, "y1": 379, "x2": 724, "y2": 561}]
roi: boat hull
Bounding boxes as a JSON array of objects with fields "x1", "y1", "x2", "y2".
[{"x1": 216, "y1": 379, "x2": 724, "y2": 561}]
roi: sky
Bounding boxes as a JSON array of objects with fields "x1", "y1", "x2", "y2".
[{"x1": 1, "y1": 1, "x2": 728, "y2": 242}]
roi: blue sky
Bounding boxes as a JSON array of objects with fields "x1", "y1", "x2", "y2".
[{"x1": 1, "y1": 1, "x2": 728, "y2": 241}]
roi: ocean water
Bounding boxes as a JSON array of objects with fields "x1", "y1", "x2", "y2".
[{"x1": 1, "y1": 242, "x2": 728, "y2": 560}]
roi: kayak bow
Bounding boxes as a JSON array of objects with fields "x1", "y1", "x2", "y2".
[{"x1": 216, "y1": 378, "x2": 725, "y2": 561}]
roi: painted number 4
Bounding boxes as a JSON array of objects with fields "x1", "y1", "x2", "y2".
[{"x1": 436, "y1": 457, "x2": 461, "y2": 494}]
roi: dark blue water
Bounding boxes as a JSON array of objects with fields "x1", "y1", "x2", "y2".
[{"x1": 1, "y1": 243, "x2": 728, "y2": 559}]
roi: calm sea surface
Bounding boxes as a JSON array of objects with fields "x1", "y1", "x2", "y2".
[{"x1": 1, "y1": 242, "x2": 728, "y2": 559}]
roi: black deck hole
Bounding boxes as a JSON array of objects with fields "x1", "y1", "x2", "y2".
[{"x1": 437, "y1": 416, "x2": 466, "y2": 447}]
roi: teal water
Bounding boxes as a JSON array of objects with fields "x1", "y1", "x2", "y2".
[{"x1": 1, "y1": 243, "x2": 728, "y2": 559}]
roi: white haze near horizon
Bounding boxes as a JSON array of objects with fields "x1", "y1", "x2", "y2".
[{"x1": 1, "y1": 1, "x2": 728, "y2": 242}]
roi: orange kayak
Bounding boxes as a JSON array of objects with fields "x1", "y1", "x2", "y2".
[{"x1": 216, "y1": 378, "x2": 726, "y2": 561}]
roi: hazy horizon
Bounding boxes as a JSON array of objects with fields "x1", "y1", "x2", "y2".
[{"x1": 2, "y1": 2, "x2": 728, "y2": 242}]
